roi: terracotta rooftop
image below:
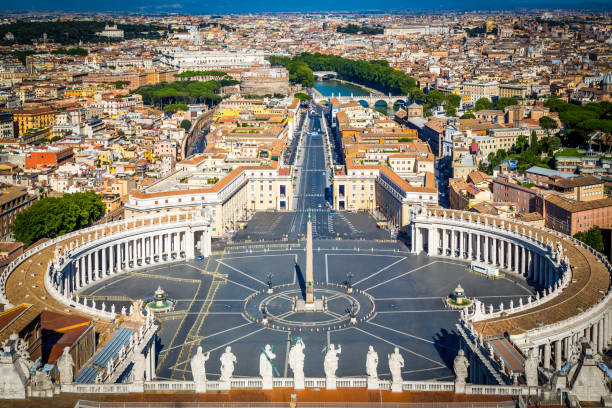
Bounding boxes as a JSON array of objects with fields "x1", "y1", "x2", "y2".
[{"x1": 545, "y1": 195, "x2": 612, "y2": 213}]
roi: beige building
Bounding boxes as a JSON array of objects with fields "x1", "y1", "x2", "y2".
[{"x1": 125, "y1": 162, "x2": 293, "y2": 236}]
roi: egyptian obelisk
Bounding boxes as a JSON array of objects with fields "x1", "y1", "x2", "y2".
[{"x1": 305, "y1": 211, "x2": 314, "y2": 304}]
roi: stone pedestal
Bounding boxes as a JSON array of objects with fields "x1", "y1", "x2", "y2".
[
  {"x1": 367, "y1": 378, "x2": 379, "y2": 390},
  {"x1": 326, "y1": 377, "x2": 336, "y2": 390},
  {"x1": 454, "y1": 380, "x2": 466, "y2": 394},
  {"x1": 219, "y1": 380, "x2": 231, "y2": 390},
  {"x1": 194, "y1": 380, "x2": 207, "y2": 393},
  {"x1": 294, "y1": 376, "x2": 304, "y2": 390},
  {"x1": 391, "y1": 380, "x2": 402, "y2": 393},
  {"x1": 262, "y1": 376, "x2": 273, "y2": 390}
]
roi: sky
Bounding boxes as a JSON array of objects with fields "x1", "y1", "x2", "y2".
[{"x1": 1, "y1": 0, "x2": 611, "y2": 13}]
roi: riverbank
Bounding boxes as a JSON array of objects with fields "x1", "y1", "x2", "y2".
[{"x1": 333, "y1": 78, "x2": 384, "y2": 96}]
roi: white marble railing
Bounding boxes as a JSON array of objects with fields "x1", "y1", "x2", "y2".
[
  {"x1": 62, "y1": 377, "x2": 540, "y2": 396},
  {"x1": 103, "y1": 315, "x2": 157, "y2": 383},
  {"x1": 0, "y1": 211, "x2": 200, "y2": 311},
  {"x1": 414, "y1": 212, "x2": 572, "y2": 323},
  {"x1": 468, "y1": 263, "x2": 571, "y2": 323},
  {"x1": 41, "y1": 211, "x2": 208, "y2": 320}
]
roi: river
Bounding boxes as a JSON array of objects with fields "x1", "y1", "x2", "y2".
[{"x1": 313, "y1": 79, "x2": 397, "y2": 115}]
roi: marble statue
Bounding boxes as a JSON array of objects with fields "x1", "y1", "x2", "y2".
[
  {"x1": 453, "y1": 349, "x2": 469, "y2": 393},
  {"x1": 219, "y1": 346, "x2": 237, "y2": 389},
  {"x1": 259, "y1": 344, "x2": 276, "y2": 390},
  {"x1": 366, "y1": 345, "x2": 379, "y2": 389},
  {"x1": 288, "y1": 338, "x2": 306, "y2": 389},
  {"x1": 132, "y1": 352, "x2": 146, "y2": 383},
  {"x1": 524, "y1": 347, "x2": 538, "y2": 387},
  {"x1": 388, "y1": 347, "x2": 404, "y2": 392},
  {"x1": 324, "y1": 344, "x2": 341, "y2": 379},
  {"x1": 57, "y1": 347, "x2": 75, "y2": 384},
  {"x1": 190, "y1": 346, "x2": 210, "y2": 393}
]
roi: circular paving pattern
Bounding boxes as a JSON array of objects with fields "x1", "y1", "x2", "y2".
[
  {"x1": 243, "y1": 282, "x2": 375, "y2": 331},
  {"x1": 79, "y1": 240, "x2": 536, "y2": 382}
]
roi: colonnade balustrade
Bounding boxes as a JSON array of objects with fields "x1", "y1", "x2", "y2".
[
  {"x1": 41, "y1": 211, "x2": 212, "y2": 321},
  {"x1": 410, "y1": 207, "x2": 612, "y2": 377}
]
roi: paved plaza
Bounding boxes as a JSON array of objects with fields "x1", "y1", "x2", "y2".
[{"x1": 80, "y1": 239, "x2": 534, "y2": 383}]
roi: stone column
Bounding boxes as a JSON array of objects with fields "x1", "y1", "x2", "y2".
[
  {"x1": 604, "y1": 312, "x2": 610, "y2": 347},
  {"x1": 411, "y1": 224, "x2": 416, "y2": 253},
  {"x1": 468, "y1": 233, "x2": 473, "y2": 259},
  {"x1": 427, "y1": 228, "x2": 435, "y2": 256},
  {"x1": 93, "y1": 249, "x2": 99, "y2": 279},
  {"x1": 476, "y1": 234, "x2": 481, "y2": 261},
  {"x1": 563, "y1": 337, "x2": 570, "y2": 361},
  {"x1": 543, "y1": 343, "x2": 551, "y2": 369},
  {"x1": 148, "y1": 236, "x2": 152, "y2": 263},
  {"x1": 102, "y1": 245, "x2": 107, "y2": 276},
  {"x1": 598, "y1": 319, "x2": 604, "y2": 353},
  {"x1": 79, "y1": 257, "x2": 84, "y2": 286},
  {"x1": 491, "y1": 237, "x2": 497, "y2": 266},
  {"x1": 88, "y1": 252, "x2": 93, "y2": 282},
  {"x1": 554, "y1": 339, "x2": 562, "y2": 371},
  {"x1": 514, "y1": 243, "x2": 519, "y2": 273},
  {"x1": 450, "y1": 230, "x2": 456, "y2": 257},
  {"x1": 484, "y1": 236, "x2": 489, "y2": 264},
  {"x1": 499, "y1": 241, "x2": 504, "y2": 269}
]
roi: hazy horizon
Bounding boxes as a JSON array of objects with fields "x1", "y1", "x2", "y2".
[{"x1": 1, "y1": 0, "x2": 612, "y2": 14}]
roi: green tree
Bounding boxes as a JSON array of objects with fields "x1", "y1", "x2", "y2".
[
  {"x1": 286, "y1": 62, "x2": 314, "y2": 88},
  {"x1": 180, "y1": 119, "x2": 192, "y2": 132},
  {"x1": 496, "y1": 97, "x2": 518, "y2": 111},
  {"x1": 13, "y1": 192, "x2": 105, "y2": 246},
  {"x1": 539, "y1": 116, "x2": 557, "y2": 137},
  {"x1": 294, "y1": 92, "x2": 312, "y2": 102},
  {"x1": 163, "y1": 103, "x2": 189, "y2": 112},
  {"x1": 475, "y1": 98, "x2": 494, "y2": 111},
  {"x1": 515, "y1": 135, "x2": 529, "y2": 153},
  {"x1": 426, "y1": 90, "x2": 444, "y2": 108},
  {"x1": 574, "y1": 226, "x2": 604, "y2": 254},
  {"x1": 461, "y1": 110, "x2": 476, "y2": 119},
  {"x1": 445, "y1": 105, "x2": 457, "y2": 117},
  {"x1": 444, "y1": 93, "x2": 461, "y2": 108}
]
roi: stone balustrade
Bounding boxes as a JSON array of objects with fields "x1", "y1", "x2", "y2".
[
  {"x1": 410, "y1": 207, "x2": 612, "y2": 375},
  {"x1": 37, "y1": 211, "x2": 212, "y2": 321}
]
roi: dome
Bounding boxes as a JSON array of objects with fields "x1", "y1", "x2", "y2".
[{"x1": 603, "y1": 73, "x2": 612, "y2": 85}]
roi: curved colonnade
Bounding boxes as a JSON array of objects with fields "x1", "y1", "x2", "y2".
[
  {"x1": 411, "y1": 207, "x2": 612, "y2": 374},
  {"x1": 1, "y1": 211, "x2": 212, "y2": 323}
]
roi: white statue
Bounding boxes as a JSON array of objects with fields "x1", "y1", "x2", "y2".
[
  {"x1": 388, "y1": 347, "x2": 404, "y2": 392},
  {"x1": 524, "y1": 348, "x2": 538, "y2": 387},
  {"x1": 324, "y1": 344, "x2": 341, "y2": 379},
  {"x1": 219, "y1": 346, "x2": 237, "y2": 384},
  {"x1": 132, "y1": 352, "x2": 146, "y2": 383},
  {"x1": 366, "y1": 345, "x2": 379, "y2": 389},
  {"x1": 57, "y1": 347, "x2": 75, "y2": 384},
  {"x1": 288, "y1": 338, "x2": 306, "y2": 389},
  {"x1": 453, "y1": 349, "x2": 469, "y2": 393},
  {"x1": 260, "y1": 344, "x2": 276, "y2": 390},
  {"x1": 190, "y1": 346, "x2": 210, "y2": 393}
]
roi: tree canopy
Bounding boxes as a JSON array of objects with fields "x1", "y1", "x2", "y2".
[
  {"x1": 0, "y1": 20, "x2": 162, "y2": 46},
  {"x1": 544, "y1": 98, "x2": 612, "y2": 147},
  {"x1": 13, "y1": 192, "x2": 105, "y2": 246},
  {"x1": 294, "y1": 92, "x2": 312, "y2": 102},
  {"x1": 336, "y1": 24, "x2": 384, "y2": 35},
  {"x1": 475, "y1": 98, "x2": 494, "y2": 111},
  {"x1": 180, "y1": 119, "x2": 192, "y2": 132},
  {"x1": 267, "y1": 53, "x2": 416, "y2": 95},
  {"x1": 574, "y1": 226, "x2": 604, "y2": 254},
  {"x1": 135, "y1": 80, "x2": 225, "y2": 108}
]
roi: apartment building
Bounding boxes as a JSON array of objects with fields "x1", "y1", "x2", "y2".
[
  {"x1": 544, "y1": 195, "x2": 612, "y2": 236},
  {"x1": 332, "y1": 162, "x2": 437, "y2": 228},
  {"x1": 462, "y1": 81, "x2": 499, "y2": 102},
  {"x1": 8, "y1": 107, "x2": 57, "y2": 136},
  {"x1": 125, "y1": 161, "x2": 293, "y2": 236},
  {"x1": 0, "y1": 186, "x2": 35, "y2": 240}
]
